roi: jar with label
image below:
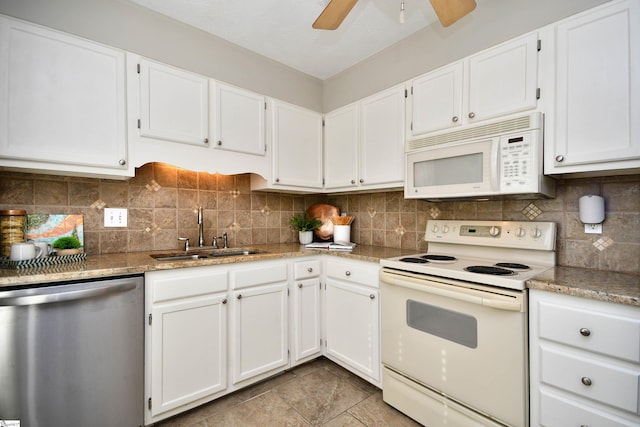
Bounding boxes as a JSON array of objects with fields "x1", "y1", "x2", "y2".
[{"x1": 0, "y1": 210, "x2": 27, "y2": 257}]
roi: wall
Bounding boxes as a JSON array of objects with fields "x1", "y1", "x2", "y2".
[
  {"x1": 0, "y1": 0, "x2": 323, "y2": 112},
  {"x1": 322, "y1": 0, "x2": 610, "y2": 111},
  {"x1": 1, "y1": 167, "x2": 638, "y2": 274}
]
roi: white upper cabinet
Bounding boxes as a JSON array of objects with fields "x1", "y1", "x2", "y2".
[
  {"x1": 213, "y1": 82, "x2": 266, "y2": 156},
  {"x1": 268, "y1": 99, "x2": 323, "y2": 191},
  {"x1": 546, "y1": 0, "x2": 640, "y2": 175},
  {"x1": 359, "y1": 85, "x2": 406, "y2": 188},
  {"x1": 0, "y1": 15, "x2": 131, "y2": 178},
  {"x1": 408, "y1": 32, "x2": 539, "y2": 139},
  {"x1": 410, "y1": 62, "x2": 464, "y2": 135},
  {"x1": 324, "y1": 103, "x2": 360, "y2": 190},
  {"x1": 467, "y1": 32, "x2": 539, "y2": 123},
  {"x1": 138, "y1": 58, "x2": 210, "y2": 147}
]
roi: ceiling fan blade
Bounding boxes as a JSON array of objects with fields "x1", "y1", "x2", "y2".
[
  {"x1": 312, "y1": 0, "x2": 359, "y2": 30},
  {"x1": 429, "y1": 0, "x2": 477, "y2": 27}
]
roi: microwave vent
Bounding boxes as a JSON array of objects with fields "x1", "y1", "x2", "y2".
[{"x1": 407, "y1": 114, "x2": 535, "y2": 151}]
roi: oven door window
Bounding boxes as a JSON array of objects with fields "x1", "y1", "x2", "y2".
[
  {"x1": 414, "y1": 152, "x2": 483, "y2": 187},
  {"x1": 406, "y1": 299, "x2": 478, "y2": 348}
]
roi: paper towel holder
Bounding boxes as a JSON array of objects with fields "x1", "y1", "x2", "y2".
[{"x1": 579, "y1": 195, "x2": 605, "y2": 234}]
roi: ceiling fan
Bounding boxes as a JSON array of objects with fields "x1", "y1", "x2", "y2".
[{"x1": 312, "y1": 0, "x2": 477, "y2": 30}]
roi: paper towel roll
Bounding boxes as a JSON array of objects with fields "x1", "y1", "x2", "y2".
[{"x1": 579, "y1": 195, "x2": 605, "y2": 224}]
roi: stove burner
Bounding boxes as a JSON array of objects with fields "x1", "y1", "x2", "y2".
[
  {"x1": 495, "y1": 262, "x2": 530, "y2": 270},
  {"x1": 399, "y1": 257, "x2": 429, "y2": 264},
  {"x1": 421, "y1": 254, "x2": 457, "y2": 262},
  {"x1": 464, "y1": 266, "x2": 517, "y2": 276}
]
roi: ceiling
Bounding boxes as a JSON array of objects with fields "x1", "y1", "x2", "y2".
[{"x1": 125, "y1": 0, "x2": 460, "y2": 80}]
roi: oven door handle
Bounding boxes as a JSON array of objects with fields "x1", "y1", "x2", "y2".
[{"x1": 381, "y1": 271, "x2": 522, "y2": 312}]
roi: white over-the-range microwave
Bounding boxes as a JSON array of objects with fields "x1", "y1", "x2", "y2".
[{"x1": 405, "y1": 112, "x2": 556, "y2": 200}]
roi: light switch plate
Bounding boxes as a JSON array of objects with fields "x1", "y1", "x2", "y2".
[{"x1": 104, "y1": 208, "x2": 128, "y2": 227}]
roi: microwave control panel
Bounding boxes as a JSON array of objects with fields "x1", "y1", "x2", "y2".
[{"x1": 499, "y1": 131, "x2": 539, "y2": 192}]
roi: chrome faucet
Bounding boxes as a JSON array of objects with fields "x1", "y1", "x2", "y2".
[
  {"x1": 212, "y1": 232, "x2": 228, "y2": 249},
  {"x1": 197, "y1": 206, "x2": 205, "y2": 247}
]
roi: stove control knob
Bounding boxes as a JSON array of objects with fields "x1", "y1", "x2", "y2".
[
  {"x1": 516, "y1": 227, "x2": 526, "y2": 238},
  {"x1": 442, "y1": 225, "x2": 450, "y2": 233},
  {"x1": 530, "y1": 227, "x2": 542, "y2": 239},
  {"x1": 431, "y1": 224, "x2": 439, "y2": 233},
  {"x1": 489, "y1": 226, "x2": 500, "y2": 237}
]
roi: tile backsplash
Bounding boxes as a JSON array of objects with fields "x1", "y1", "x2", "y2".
[{"x1": 1, "y1": 164, "x2": 638, "y2": 274}]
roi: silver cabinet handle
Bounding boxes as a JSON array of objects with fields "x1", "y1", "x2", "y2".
[
  {"x1": 298, "y1": 283, "x2": 303, "y2": 288},
  {"x1": 580, "y1": 328, "x2": 591, "y2": 337},
  {"x1": 275, "y1": 178, "x2": 280, "y2": 183},
  {"x1": 203, "y1": 138, "x2": 209, "y2": 144},
  {"x1": 556, "y1": 155, "x2": 564, "y2": 162},
  {"x1": 217, "y1": 140, "x2": 222, "y2": 146},
  {"x1": 452, "y1": 116, "x2": 459, "y2": 122},
  {"x1": 345, "y1": 271, "x2": 351, "y2": 276},
  {"x1": 581, "y1": 377, "x2": 592, "y2": 386},
  {"x1": 119, "y1": 159, "x2": 126, "y2": 166},
  {"x1": 222, "y1": 299, "x2": 227, "y2": 304},
  {"x1": 370, "y1": 294, "x2": 375, "y2": 300},
  {"x1": 307, "y1": 267, "x2": 313, "y2": 273},
  {"x1": 351, "y1": 180, "x2": 356, "y2": 184},
  {"x1": 359, "y1": 179, "x2": 364, "y2": 183},
  {"x1": 468, "y1": 112, "x2": 475, "y2": 119},
  {"x1": 237, "y1": 294, "x2": 242, "y2": 300}
]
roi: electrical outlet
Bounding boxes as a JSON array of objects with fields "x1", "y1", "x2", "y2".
[{"x1": 104, "y1": 208, "x2": 128, "y2": 227}]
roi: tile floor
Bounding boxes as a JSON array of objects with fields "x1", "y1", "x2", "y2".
[{"x1": 156, "y1": 357, "x2": 421, "y2": 426}]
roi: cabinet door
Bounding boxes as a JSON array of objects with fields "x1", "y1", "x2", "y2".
[
  {"x1": 0, "y1": 16, "x2": 129, "y2": 176},
  {"x1": 231, "y1": 282, "x2": 288, "y2": 384},
  {"x1": 214, "y1": 82, "x2": 266, "y2": 155},
  {"x1": 271, "y1": 100, "x2": 323, "y2": 189},
  {"x1": 359, "y1": 85, "x2": 405, "y2": 188},
  {"x1": 410, "y1": 62, "x2": 463, "y2": 135},
  {"x1": 467, "y1": 32, "x2": 539, "y2": 122},
  {"x1": 324, "y1": 103, "x2": 359, "y2": 190},
  {"x1": 139, "y1": 58, "x2": 209, "y2": 147},
  {"x1": 150, "y1": 293, "x2": 227, "y2": 418},
  {"x1": 325, "y1": 278, "x2": 380, "y2": 382},
  {"x1": 551, "y1": 0, "x2": 640, "y2": 171},
  {"x1": 291, "y1": 278, "x2": 322, "y2": 364}
]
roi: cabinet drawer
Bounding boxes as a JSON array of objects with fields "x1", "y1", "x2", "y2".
[
  {"x1": 540, "y1": 345, "x2": 640, "y2": 414},
  {"x1": 540, "y1": 389, "x2": 637, "y2": 427},
  {"x1": 325, "y1": 260, "x2": 379, "y2": 288},
  {"x1": 294, "y1": 259, "x2": 320, "y2": 280},
  {"x1": 231, "y1": 262, "x2": 288, "y2": 289},
  {"x1": 147, "y1": 267, "x2": 227, "y2": 303},
  {"x1": 538, "y1": 300, "x2": 640, "y2": 363}
]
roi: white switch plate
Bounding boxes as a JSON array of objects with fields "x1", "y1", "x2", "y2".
[{"x1": 104, "y1": 208, "x2": 128, "y2": 227}]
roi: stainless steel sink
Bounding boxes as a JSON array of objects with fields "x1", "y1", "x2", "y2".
[{"x1": 150, "y1": 249, "x2": 264, "y2": 262}]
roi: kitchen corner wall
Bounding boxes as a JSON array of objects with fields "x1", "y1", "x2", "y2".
[{"x1": 0, "y1": 166, "x2": 638, "y2": 274}]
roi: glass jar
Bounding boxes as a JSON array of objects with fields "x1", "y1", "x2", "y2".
[{"x1": 0, "y1": 209, "x2": 27, "y2": 257}]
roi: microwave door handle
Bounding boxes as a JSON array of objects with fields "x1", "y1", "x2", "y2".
[
  {"x1": 381, "y1": 271, "x2": 522, "y2": 312},
  {"x1": 490, "y1": 140, "x2": 500, "y2": 191}
]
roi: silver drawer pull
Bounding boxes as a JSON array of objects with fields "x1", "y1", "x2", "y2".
[
  {"x1": 370, "y1": 294, "x2": 375, "y2": 300},
  {"x1": 579, "y1": 328, "x2": 591, "y2": 337},
  {"x1": 307, "y1": 267, "x2": 313, "y2": 273},
  {"x1": 345, "y1": 271, "x2": 351, "y2": 276},
  {"x1": 237, "y1": 294, "x2": 242, "y2": 300},
  {"x1": 581, "y1": 377, "x2": 592, "y2": 386},
  {"x1": 298, "y1": 283, "x2": 303, "y2": 288},
  {"x1": 222, "y1": 299, "x2": 227, "y2": 304}
]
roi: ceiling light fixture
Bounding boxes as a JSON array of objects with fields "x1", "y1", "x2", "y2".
[{"x1": 399, "y1": 2, "x2": 405, "y2": 24}]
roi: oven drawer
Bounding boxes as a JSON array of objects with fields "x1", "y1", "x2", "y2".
[
  {"x1": 538, "y1": 299, "x2": 640, "y2": 363},
  {"x1": 326, "y1": 259, "x2": 379, "y2": 288},
  {"x1": 294, "y1": 259, "x2": 321, "y2": 280},
  {"x1": 540, "y1": 389, "x2": 636, "y2": 427},
  {"x1": 540, "y1": 345, "x2": 640, "y2": 414}
]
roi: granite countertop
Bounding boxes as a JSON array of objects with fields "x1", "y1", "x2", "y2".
[
  {"x1": 527, "y1": 266, "x2": 640, "y2": 307},
  {"x1": 0, "y1": 243, "x2": 413, "y2": 288}
]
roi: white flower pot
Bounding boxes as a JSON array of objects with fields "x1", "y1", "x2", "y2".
[{"x1": 298, "y1": 231, "x2": 313, "y2": 245}]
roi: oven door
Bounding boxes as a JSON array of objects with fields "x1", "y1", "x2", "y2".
[
  {"x1": 380, "y1": 269, "x2": 528, "y2": 427},
  {"x1": 405, "y1": 138, "x2": 499, "y2": 199}
]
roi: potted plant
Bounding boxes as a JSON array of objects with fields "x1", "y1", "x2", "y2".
[
  {"x1": 289, "y1": 213, "x2": 322, "y2": 244},
  {"x1": 52, "y1": 236, "x2": 83, "y2": 256}
]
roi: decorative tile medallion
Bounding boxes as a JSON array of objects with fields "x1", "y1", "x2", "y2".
[
  {"x1": 90, "y1": 199, "x2": 106, "y2": 210},
  {"x1": 145, "y1": 179, "x2": 161, "y2": 192},
  {"x1": 593, "y1": 236, "x2": 613, "y2": 251},
  {"x1": 261, "y1": 205, "x2": 272, "y2": 216},
  {"x1": 429, "y1": 207, "x2": 440, "y2": 219},
  {"x1": 521, "y1": 203, "x2": 542, "y2": 220},
  {"x1": 394, "y1": 224, "x2": 406, "y2": 236}
]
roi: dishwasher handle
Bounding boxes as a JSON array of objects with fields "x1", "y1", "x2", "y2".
[
  {"x1": 380, "y1": 270, "x2": 522, "y2": 312},
  {"x1": 0, "y1": 281, "x2": 137, "y2": 307}
]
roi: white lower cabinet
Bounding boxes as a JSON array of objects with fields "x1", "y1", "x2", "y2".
[
  {"x1": 530, "y1": 290, "x2": 640, "y2": 427},
  {"x1": 229, "y1": 260, "x2": 289, "y2": 385},
  {"x1": 291, "y1": 258, "x2": 323, "y2": 366},
  {"x1": 324, "y1": 258, "x2": 381, "y2": 386},
  {"x1": 145, "y1": 266, "x2": 228, "y2": 425}
]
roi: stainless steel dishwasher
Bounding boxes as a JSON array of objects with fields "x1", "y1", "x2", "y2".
[{"x1": 0, "y1": 275, "x2": 144, "y2": 427}]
